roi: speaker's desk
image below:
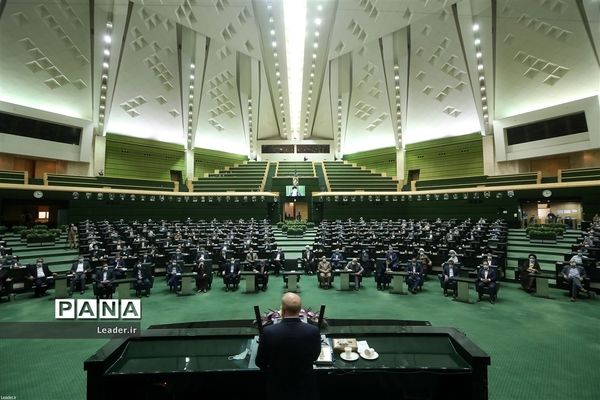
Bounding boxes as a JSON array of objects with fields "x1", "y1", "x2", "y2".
[{"x1": 85, "y1": 321, "x2": 490, "y2": 400}]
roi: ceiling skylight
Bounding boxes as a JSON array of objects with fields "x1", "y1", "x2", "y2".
[{"x1": 283, "y1": 0, "x2": 307, "y2": 138}]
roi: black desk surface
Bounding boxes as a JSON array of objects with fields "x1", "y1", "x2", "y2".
[{"x1": 85, "y1": 321, "x2": 490, "y2": 400}]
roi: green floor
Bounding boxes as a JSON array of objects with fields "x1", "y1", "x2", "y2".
[{"x1": 0, "y1": 276, "x2": 598, "y2": 400}]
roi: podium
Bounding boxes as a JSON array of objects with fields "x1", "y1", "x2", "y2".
[
  {"x1": 281, "y1": 271, "x2": 302, "y2": 292},
  {"x1": 533, "y1": 273, "x2": 554, "y2": 299},
  {"x1": 451, "y1": 277, "x2": 476, "y2": 303},
  {"x1": 179, "y1": 272, "x2": 197, "y2": 295},
  {"x1": 240, "y1": 271, "x2": 257, "y2": 293},
  {"x1": 387, "y1": 271, "x2": 409, "y2": 294}
]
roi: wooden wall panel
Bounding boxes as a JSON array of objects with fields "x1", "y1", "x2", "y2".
[
  {"x1": 343, "y1": 147, "x2": 397, "y2": 177},
  {"x1": 193, "y1": 148, "x2": 248, "y2": 177},
  {"x1": 405, "y1": 133, "x2": 484, "y2": 181},
  {"x1": 105, "y1": 134, "x2": 185, "y2": 181}
]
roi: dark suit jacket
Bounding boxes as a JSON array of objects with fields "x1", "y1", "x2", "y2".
[
  {"x1": 255, "y1": 317, "x2": 321, "y2": 400},
  {"x1": 70, "y1": 260, "x2": 91, "y2": 273},
  {"x1": 302, "y1": 250, "x2": 315, "y2": 262},
  {"x1": 442, "y1": 263, "x2": 460, "y2": 278},
  {"x1": 477, "y1": 267, "x2": 497, "y2": 283},
  {"x1": 27, "y1": 263, "x2": 52, "y2": 279},
  {"x1": 95, "y1": 269, "x2": 115, "y2": 283}
]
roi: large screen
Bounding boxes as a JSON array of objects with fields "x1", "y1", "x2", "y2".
[{"x1": 286, "y1": 185, "x2": 305, "y2": 197}]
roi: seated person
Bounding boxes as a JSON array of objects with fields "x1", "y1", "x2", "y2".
[
  {"x1": 440, "y1": 259, "x2": 460, "y2": 297},
  {"x1": 519, "y1": 253, "x2": 541, "y2": 293},
  {"x1": 405, "y1": 257, "x2": 424, "y2": 294},
  {"x1": 171, "y1": 248, "x2": 186, "y2": 263},
  {"x1": 561, "y1": 260, "x2": 589, "y2": 302},
  {"x1": 111, "y1": 255, "x2": 127, "y2": 279},
  {"x1": 222, "y1": 257, "x2": 241, "y2": 291},
  {"x1": 301, "y1": 245, "x2": 316, "y2": 275},
  {"x1": 94, "y1": 264, "x2": 115, "y2": 299},
  {"x1": 245, "y1": 247, "x2": 259, "y2": 268},
  {"x1": 385, "y1": 246, "x2": 399, "y2": 271},
  {"x1": 375, "y1": 259, "x2": 391, "y2": 290},
  {"x1": 417, "y1": 248, "x2": 432, "y2": 275},
  {"x1": 359, "y1": 249, "x2": 373, "y2": 276},
  {"x1": 345, "y1": 258, "x2": 364, "y2": 290},
  {"x1": 476, "y1": 260, "x2": 497, "y2": 304},
  {"x1": 569, "y1": 249, "x2": 588, "y2": 266},
  {"x1": 166, "y1": 260, "x2": 182, "y2": 292},
  {"x1": 196, "y1": 247, "x2": 210, "y2": 263},
  {"x1": 26, "y1": 257, "x2": 56, "y2": 297},
  {"x1": 330, "y1": 248, "x2": 344, "y2": 269},
  {"x1": 447, "y1": 249, "x2": 459, "y2": 264},
  {"x1": 317, "y1": 256, "x2": 332, "y2": 289},
  {"x1": 271, "y1": 248, "x2": 285, "y2": 276},
  {"x1": 69, "y1": 256, "x2": 91, "y2": 295},
  {"x1": 253, "y1": 259, "x2": 269, "y2": 291},
  {"x1": 194, "y1": 260, "x2": 212, "y2": 293},
  {"x1": 132, "y1": 262, "x2": 151, "y2": 297}
]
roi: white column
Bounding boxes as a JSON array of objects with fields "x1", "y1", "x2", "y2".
[
  {"x1": 185, "y1": 149, "x2": 195, "y2": 180},
  {"x1": 93, "y1": 135, "x2": 106, "y2": 176},
  {"x1": 482, "y1": 135, "x2": 495, "y2": 175}
]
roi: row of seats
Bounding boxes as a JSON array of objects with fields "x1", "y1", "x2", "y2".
[
  {"x1": 412, "y1": 172, "x2": 540, "y2": 191},
  {"x1": 45, "y1": 173, "x2": 177, "y2": 192},
  {"x1": 189, "y1": 161, "x2": 268, "y2": 192},
  {"x1": 0, "y1": 170, "x2": 28, "y2": 184},
  {"x1": 323, "y1": 161, "x2": 399, "y2": 191},
  {"x1": 275, "y1": 162, "x2": 315, "y2": 177}
]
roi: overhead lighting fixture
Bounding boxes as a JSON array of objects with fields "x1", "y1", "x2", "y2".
[
  {"x1": 473, "y1": 23, "x2": 479, "y2": 32},
  {"x1": 475, "y1": 38, "x2": 481, "y2": 45},
  {"x1": 476, "y1": 52, "x2": 482, "y2": 58},
  {"x1": 103, "y1": 34, "x2": 111, "y2": 44},
  {"x1": 314, "y1": 17, "x2": 321, "y2": 26},
  {"x1": 103, "y1": 49, "x2": 110, "y2": 56},
  {"x1": 284, "y1": 0, "x2": 307, "y2": 137},
  {"x1": 477, "y1": 64, "x2": 483, "y2": 71},
  {"x1": 102, "y1": 62, "x2": 109, "y2": 69}
]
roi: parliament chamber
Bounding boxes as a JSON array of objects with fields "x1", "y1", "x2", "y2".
[{"x1": 1, "y1": 0, "x2": 600, "y2": 399}]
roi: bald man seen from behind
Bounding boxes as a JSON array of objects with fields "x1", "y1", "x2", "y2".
[{"x1": 255, "y1": 292, "x2": 322, "y2": 399}]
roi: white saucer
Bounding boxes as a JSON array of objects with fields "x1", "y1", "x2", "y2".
[
  {"x1": 340, "y1": 352, "x2": 359, "y2": 361},
  {"x1": 359, "y1": 351, "x2": 379, "y2": 360}
]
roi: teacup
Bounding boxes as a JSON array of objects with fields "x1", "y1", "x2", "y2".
[
  {"x1": 344, "y1": 346, "x2": 352, "y2": 357},
  {"x1": 364, "y1": 348, "x2": 374, "y2": 357}
]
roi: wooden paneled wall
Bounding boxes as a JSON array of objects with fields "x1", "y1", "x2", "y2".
[
  {"x1": 105, "y1": 134, "x2": 185, "y2": 180},
  {"x1": 343, "y1": 147, "x2": 397, "y2": 177},
  {"x1": 193, "y1": 148, "x2": 248, "y2": 178},
  {"x1": 405, "y1": 133, "x2": 484, "y2": 181}
]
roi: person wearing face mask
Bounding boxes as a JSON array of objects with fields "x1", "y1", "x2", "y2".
[
  {"x1": 417, "y1": 248, "x2": 432, "y2": 275},
  {"x1": 27, "y1": 257, "x2": 56, "y2": 297},
  {"x1": 94, "y1": 263, "x2": 115, "y2": 299},
  {"x1": 70, "y1": 256, "x2": 91, "y2": 295},
  {"x1": 133, "y1": 262, "x2": 151, "y2": 297},
  {"x1": 405, "y1": 257, "x2": 424, "y2": 294},
  {"x1": 440, "y1": 259, "x2": 460, "y2": 297},
  {"x1": 519, "y1": 253, "x2": 541, "y2": 293},
  {"x1": 561, "y1": 260, "x2": 589, "y2": 302},
  {"x1": 476, "y1": 260, "x2": 497, "y2": 304}
]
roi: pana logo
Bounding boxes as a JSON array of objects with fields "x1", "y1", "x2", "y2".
[{"x1": 55, "y1": 299, "x2": 142, "y2": 320}]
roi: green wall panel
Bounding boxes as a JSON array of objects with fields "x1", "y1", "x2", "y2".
[
  {"x1": 193, "y1": 148, "x2": 248, "y2": 177},
  {"x1": 344, "y1": 147, "x2": 397, "y2": 177},
  {"x1": 405, "y1": 133, "x2": 483, "y2": 181},
  {"x1": 105, "y1": 134, "x2": 185, "y2": 181}
]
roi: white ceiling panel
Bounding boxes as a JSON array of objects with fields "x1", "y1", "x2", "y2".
[
  {"x1": 134, "y1": 0, "x2": 262, "y2": 60},
  {"x1": 0, "y1": 0, "x2": 92, "y2": 119},
  {"x1": 328, "y1": 0, "x2": 459, "y2": 59},
  {"x1": 194, "y1": 41, "x2": 247, "y2": 153},
  {"x1": 343, "y1": 43, "x2": 395, "y2": 154},
  {"x1": 495, "y1": 0, "x2": 600, "y2": 119},
  {"x1": 405, "y1": 8, "x2": 480, "y2": 144},
  {"x1": 107, "y1": 3, "x2": 183, "y2": 143}
]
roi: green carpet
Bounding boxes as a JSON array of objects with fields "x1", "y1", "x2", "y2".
[{"x1": 0, "y1": 276, "x2": 598, "y2": 399}]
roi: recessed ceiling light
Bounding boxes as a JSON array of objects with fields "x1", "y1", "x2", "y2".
[
  {"x1": 314, "y1": 17, "x2": 321, "y2": 26},
  {"x1": 270, "y1": 29, "x2": 275, "y2": 36},
  {"x1": 313, "y1": 42, "x2": 318, "y2": 48},
  {"x1": 104, "y1": 49, "x2": 110, "y2": 56},
  {"x1": 475, "y1": 38, "x2": 481, "y2": 45},
  {"x1": 103, "y1": 34, "x2": 111, "y2": 44},
  {"x1": 315, "y1": 31, "x2": 320, "y2": 37},
  {"x1": 477, "y1": 64, "x2": 483, "y2": 70},
  {"x1": 473, "y1": 23, "x2": 479, "y2": 32},
  {"x1": 476, "y1": 52, "x2": 482, "y2": 58},
  {"x1": 272, "y1": 41, "x2": 277, "y2": 48},
  {"x1": 102, "y1": 62, "x2": 109, "y2": 69},
  {"x1": 480, "y1": 86, "x2": 486, "y2": 91},
  {"x1": 106, "y1": 21, "x2": 112, "y2": 28}
]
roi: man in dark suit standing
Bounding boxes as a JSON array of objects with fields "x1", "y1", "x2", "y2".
[{"x1": 255, "y1": 292, "x2": 321, "y2": 400}]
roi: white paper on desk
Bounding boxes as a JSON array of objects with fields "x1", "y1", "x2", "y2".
[
  {"x1": 357, "y1": 340, "x2": 369, "y2": 353},
  {"x1": 228, "y1": 348, "x2": 248, "y2": 360}
]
